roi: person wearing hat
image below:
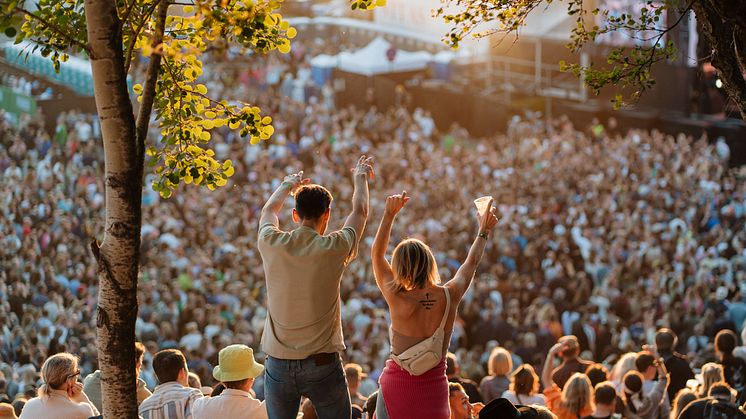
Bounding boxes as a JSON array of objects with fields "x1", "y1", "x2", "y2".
[
  {"x1": 193, "y1": 344, "x2": 267, "y2": 419},
  {"x1": 344, "y1": 363, "x2": 368, "y2": 409},
  {"x1": 550, "y1": 336, "x2": 592, "y2": 390},
  {"x1": 477, "y1": 398, "x2": 557, "y2": 419}
]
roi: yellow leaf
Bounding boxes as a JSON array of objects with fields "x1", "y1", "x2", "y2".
[
  {"x1": 287, "y1": 27, "x2": 297, "y2": 39},
  {"x1": 194, "y1": 175, "x2": 203, "y2": 185},
  {"x1": 250, "y1": 137, "x2": 260, "y2": 145},
  {"x1": 183, "y1": 5, "x2": 194, "y2": 13},
  {"x1": 261, "y1": 116, "x2": 272, "y2": 125},
  {"x1": 222, "y1": 159, "x2": 232, "y2": 169},
  {"x1": 195, "y1": 103, "x2": 205, "y2": 113},
  {"x1": 196, "y1": 84, "x2": 207, "y2": 94},
  {"x1": 281, "y1": 21, "x2": 289, "y2": 30},
  {"x1": 133, "y1": 84, "x2": 143, "y2": 94},
  {"x1": 202, "y1": 120, "x2": 214, "y2": 129},
  {"x1": 206, "y1": 149, "x2": 215, "y2": 156},
  {"x1": 264, "y1": 125, "x2": 275, "y2": 136},
  {"x1": 376, "y1": 0, "x2": 386, "y2": 6},
  {"x1": 216, "y1": 177, "x2": 227, "y2": 187},
  {"x1": 205, "y1": 111, "x2": 216, "y2": 119},
  {"x1": 278, "y1": 43, "x2": 291, "y2": 54},
  {"x1": 224, "y1": 166, "x2": 235, "y2": 177},
  {"x1": 229, "y1": 121, "x2": 240, "y2": 130},
  {"x1": 184, "y1": 175, "x2": 193, "y2": 184},
  {"x1": 207, "y1": 183, "x2": 216, "y2": 190},
  {"x1": 200, "y1": 131, "x2": 211, "y2": 141}
]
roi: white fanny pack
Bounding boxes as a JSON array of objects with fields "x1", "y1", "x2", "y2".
[{"x1": 390, "y1": 288, "x2": 450, "y2": 376}]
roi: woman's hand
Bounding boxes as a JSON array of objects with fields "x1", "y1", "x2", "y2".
[
  {"x1": 67, "y1": 381, "x2": 84, "y2": 401},
  {"x1": 477, "y1": 197, "x2": 498, "y2": 233},
  {"x1": 384, "y1": 191, "x2": 410, "y2": 217}
]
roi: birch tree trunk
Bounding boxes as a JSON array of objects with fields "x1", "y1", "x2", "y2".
[{"x1": 84, "y1": 0, "x2": 141, "y2": 417}]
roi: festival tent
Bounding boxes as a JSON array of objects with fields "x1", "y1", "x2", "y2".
[{"x1": 336, "y1": 37, "x2": 433, "y2": 76}]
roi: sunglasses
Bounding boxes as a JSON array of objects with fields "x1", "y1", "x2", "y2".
[{"x1": 67, "y1": 369, "x2": 81, "y2": 380}]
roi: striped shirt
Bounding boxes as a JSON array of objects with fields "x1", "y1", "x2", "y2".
[{"x1": 139, "y1": 382, "x2": 203, "y2": 419}]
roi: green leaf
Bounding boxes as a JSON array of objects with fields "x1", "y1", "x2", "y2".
[{"x1": 4, "y1": 27, "x2": 16, "y2": 38}]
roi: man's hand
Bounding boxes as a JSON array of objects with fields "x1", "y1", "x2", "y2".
[
  {"x1": 384, "y1": 191, "x2": 409, "y2": 217},
  {"x1": 352, "y1": 155, "x2": 374, "y2": 180},
  {"x1": 282, "y1": 170, "x2": 310, "y2": 196},
  {"x1": 549, "y1": 342, "x2": 565, "y2": 358}
]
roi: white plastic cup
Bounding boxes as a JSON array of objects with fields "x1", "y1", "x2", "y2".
[{"x1": 474, "y1": 196, "x2": 493, "y2": 217}]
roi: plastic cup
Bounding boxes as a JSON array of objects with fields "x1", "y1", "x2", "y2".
[{"x1": 474, "y1": 196, "x2": 493, "y2": 217}]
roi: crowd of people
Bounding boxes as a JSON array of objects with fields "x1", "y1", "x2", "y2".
[{"x1": 2, "y1": 28, "x2": 746, "y2": 418}]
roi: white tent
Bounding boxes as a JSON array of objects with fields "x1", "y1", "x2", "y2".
[{"x1": 336, "y1": 37, "x2": 433, "y2": 76}]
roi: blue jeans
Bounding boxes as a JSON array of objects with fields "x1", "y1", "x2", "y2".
[{"x1": 264, "y1": 353, "x2": 351, "y2": 419}]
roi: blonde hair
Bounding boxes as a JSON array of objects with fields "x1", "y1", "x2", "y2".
[
  {"x1": 561, "y1": 373, "x2": 593, "y2": 416},
  {"x1": 391, "y1": 239, "x2": 440, "y2": 291},
  {"x1": 698, "y1": 362, "x2": 724, "y2": 397},
  {"x1": 609, "y1": 352, "x2": 638, "y2": 384},
  {"x1": 39, "y1": 353, "x2": 78, "y2": 399},
  {"x1": 671, "y1": 388, "x2": 697, "y2": 419},
  {"x1": 488, "y1": 347, "x2": 513, "y2": 376}
]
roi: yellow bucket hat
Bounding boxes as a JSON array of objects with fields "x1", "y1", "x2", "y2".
[{"x1": 213, "y1": 344, "x2": 264, "y2": 382}]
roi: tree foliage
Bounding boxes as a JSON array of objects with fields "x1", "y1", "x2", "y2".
[
  {"x1": 1, "y1": 0, "x2": 296, "y2": 196},
  {"x1": 436, "y1": 0, "x2": 746, "y2": 116}
]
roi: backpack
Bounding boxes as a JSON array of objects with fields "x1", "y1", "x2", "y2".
[{"x1": 703, "y1": 399, "x2": 746, "y2": 419}]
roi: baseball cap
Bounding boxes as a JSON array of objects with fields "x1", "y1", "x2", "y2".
[
  {"x1": 212, "y1": 344, "x2": 264, "y2": 382},
  {"x1": 479, "y1": 398, "x2": 540, "y2": 419}
]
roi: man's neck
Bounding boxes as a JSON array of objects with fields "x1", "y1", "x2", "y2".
[
  {"x1": 300, "y1": 220, "x2": 322, "y2": 233},
  {"x1": 593, "y1": 405, "x2": 614, "y2": 417}
]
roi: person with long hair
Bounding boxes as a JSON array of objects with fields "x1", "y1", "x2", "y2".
[
  {"x1": 371, "y1": 192, "x2": 498, "y2": 419},
  {"x1": 480, "y1": 347, "x2": 513, "y2": 403},
  {"x1": 542, "y1": 343, "x2": 593, "y2": 419},
  {"x1": 620, "y1": 367, "x2": 669, "y2": 419},
  {"x1": 502, "y1": 364, "x2": 546, "y2": 406},
  {"x1": 19, "y1": 353, "x2": 98, "y2": 419},
  {"x1": 669, "y1": 388, "x2": 696, "y2": 419},
  {"x1": 696, "y1": 362, "x2": 724, "y2": 398},
  {"x1": 609, "y1": 352, "x2": 638, "y2": 391}
]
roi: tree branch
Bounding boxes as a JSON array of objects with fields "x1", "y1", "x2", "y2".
[
  {"x1": 124, "y1": 0, "x2": 162, "y2": 73},
  {"x1": 135, "y1": 0, "x2": 169, "y2": 178},
  {"x1": 119, "y1": 0, "x2": 139, "y2": 31},
  {"x1": 13, "y1": 7, "x2": 91, "y2": 55}
]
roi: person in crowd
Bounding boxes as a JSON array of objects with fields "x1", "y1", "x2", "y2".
[
  {"x1": 619, "y1": 367, "x2": 668, "y2": 419},
  {"x1": 696, "y1": 362, "x2": 725, "y2": 398},
  {"x1": 192, "y1": 344, "x2": 266, "y2": 418},
  {"x1": 448, "y1": 353, "x2": 483, "y2": 403},
  {"x1": 478, "y1": 397, "x2": 557, "y2": 419},
  {"x1": 480, "y1": 347, "x2": 511, "y2": 403},
  {"x1": 83, "y1": 341, "x2": 152, "y2": 412},
  {"x1": 542, "y1": 343, "x2": 593, "y2": 419},
  {"x1": 714, "y1": 329, "x2": 746, "y2": 404},
  {"x1": 371, "y1": 192, "x2": 497, "y2": 418},
  {"x1": 635, "y1": 351, "x2": 671, "y2": 419},
  {"x1": 609, "y1": 353, "x2": 639, "y2": 392},
  {"x1": 551, "y1": 336, "x2": 592, "y2": 390},
  {"x1": 18, "y1": 353, "x2": 98, "y2": 419},
  {"x1": 584, "y1": 364, "x2": 609, "y2": 388},
  {"x1": 345, "y1": 363, "x2": 368, "y2": 409},
  {"x1": 676, "y1": 381, "x2": 746, "y2": 419},
  {"x1": 654, "y1": 329, "x2": 694, "y2": 403},
  {"x1": 502, "y1": 364, "x2": 546, "y2": 406},
  {"x1": 581, "y1": 382, "x2": 616, "y2": 419},
  {"x1": 448, "y1": 383, "x2": 484, "y2": 419},
  {"x1": 138, "y1": 349, "x2": 203, "y2": 419},
  {"x1": 257, "y1": 156, "x2": 372, "y2": 419},
  {"x1": 669, "y1": 388, "x2": 696, "y2": 419},
  {"x1": 0, "y1": 403, "x2": 16, "y2": 419}
]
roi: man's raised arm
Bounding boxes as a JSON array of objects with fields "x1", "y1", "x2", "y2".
[
  {"x1": 259, "y1": 171, "x2": 309, "y2": 227},
  {"x1": 343, "y1": 156, "x2": 374, "y2": 243}
]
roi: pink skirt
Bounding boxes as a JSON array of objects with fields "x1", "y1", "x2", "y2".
[{"x1": 378, "y1": 358, "x2": 450, "y2": 419}]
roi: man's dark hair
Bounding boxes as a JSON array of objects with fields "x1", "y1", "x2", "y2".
[
  {"x1": 708, "y1": 381, "x2": 735, "y2": 402},
  {"x1": 635, "y1": 351, "x2": 656, "y2": 372},
  {"x1": 714, "y1": 330, "x2": 737, "y2": 355},
  {"x1": 655, "y1": 328, "x2": 677, "y2": 353},
  {"x1": 448, "y1": 382, "x2": 465, "y2": 396},
  {"x1": 294, "y1": 185, "x2": 332, "y2": 220},
  {"x1": 224, "y1": 378, "x2": 252, "y2": 390},
  {"x1": 585, "y1": 363, "x2": 609, "y2": 387},
  {"x1": 594, "y1": 382, "x2": 617, "y2": 405},
  {"x1": 135, "y1": 342, "x2": 145, "y2": 361},
  {"x1": 153, "y1": 349, "x2": 186, "y2": 384}
]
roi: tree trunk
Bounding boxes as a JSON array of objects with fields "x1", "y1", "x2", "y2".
[
  {"x1": 694, "y1": 0, "x2": 746, "y2": 120},
  {"x1": 84, "y1": 0, "x2": 142, "y2": 417}
]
